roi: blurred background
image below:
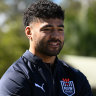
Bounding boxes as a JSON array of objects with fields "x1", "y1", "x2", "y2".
[{"x1": 0, "y1": 0, "x2": 96, "y2": 95}]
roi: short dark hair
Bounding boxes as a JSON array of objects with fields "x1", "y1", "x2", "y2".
[{"x1": 23, "y1": 0, "x2": 64, "y2": 27}]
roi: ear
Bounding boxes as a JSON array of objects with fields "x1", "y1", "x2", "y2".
[{"x1": 25, "y1": 26, "x2": 32, "y2": 40}]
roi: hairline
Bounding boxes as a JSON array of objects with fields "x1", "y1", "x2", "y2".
[{"x1": 28, "y1": 17, "x2": 64, "y2": 27}]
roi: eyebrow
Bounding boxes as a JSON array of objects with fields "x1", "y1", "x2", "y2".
[
  {"x1": 42, "y1": 25, "x2": 53, "y2": 28},
  {"x1": 42, "y1": 24, "x2": 64, "y2": 28},
  {"x1": 58, "y1": 25, "x2": 64, "y2": 28}
]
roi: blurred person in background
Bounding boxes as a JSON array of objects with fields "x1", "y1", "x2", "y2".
[{"x1": 0, "y1": 0, "x2": 93, "y2": 96}]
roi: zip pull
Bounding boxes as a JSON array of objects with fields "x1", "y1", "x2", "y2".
[
  {"x1": 53, "y1": 78, "x2": 55, "y2": 85},
  {"x1": 38, "y1": 67, "x2": 47, "y2": 82}
]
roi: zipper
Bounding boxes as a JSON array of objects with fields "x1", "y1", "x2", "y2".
[
  {"x1": 49, "y1": 66, "x2": 56, "y2": 96},
  {"x1": 43, "y1": 63, "x2": 56, "y2": 96}
]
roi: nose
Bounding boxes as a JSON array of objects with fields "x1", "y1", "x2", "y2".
[{"x1": 51, "y1": 29, "x2": 60, "y2": 39}]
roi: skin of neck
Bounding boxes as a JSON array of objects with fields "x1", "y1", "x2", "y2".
[{"x1": 29, "y1": 44, "x2": 56, "y2": 65}]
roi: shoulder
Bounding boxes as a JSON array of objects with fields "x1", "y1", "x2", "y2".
[
  {"x1": 58, "y1": 59, "x2": 87, "y2": 81},
  {"x1": 0, "y1": 56, "x2": 33, "y2": 95},
  {"x1": 58, "y1": 59, "x2": 93, "y2": 95},
  {"x1": 11, "y1": 56, "x2": 28, "y2": 72},
  {"x1": 58, "y1": 59, "x2": 80, "y2": 73},
  {"x1": 0, "y1": 56, "x2": 31, "y2": 84},
  {"x1": 0, "y1": 56, "x2": 27, "y2": 79}
]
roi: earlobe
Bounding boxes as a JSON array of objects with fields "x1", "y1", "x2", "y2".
[{"x1": 25, "y1": 26, "x2": 32, "y2": 39}]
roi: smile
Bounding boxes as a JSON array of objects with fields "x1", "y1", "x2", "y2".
[{"x1": 48, "y1": 42, "x2": 60, "y2": 47}]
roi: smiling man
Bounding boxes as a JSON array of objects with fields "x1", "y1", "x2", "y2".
[
  {"x1": 0, "y1": 0, "x2": 93, "y2": 96},
  {"x1": 27, "y1": 18, "x2": 64, "y2": 64}
]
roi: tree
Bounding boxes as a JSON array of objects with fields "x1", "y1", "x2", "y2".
[
  {"x1": 0, "y1": 0, "x2": 29, "y2": 77},
  {"x1": 58, "y1": 0, "x2": 96, "y2": 57}
]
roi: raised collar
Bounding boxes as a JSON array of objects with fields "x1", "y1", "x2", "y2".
[
  {"x1": 23, "y1": 50, "x2": 42, "y2": 64},
  {"x1": 23, "y1": 50, "x2": 59, "y2": 67}
]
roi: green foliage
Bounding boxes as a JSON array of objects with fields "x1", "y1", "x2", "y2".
[
  {"x1": 59, "y1": 0, "x2": 96, "y2": 57},
  {"x1": 59, "y1": 1, "x2": 82, "y2": 57},
  {"x1": 0, "y1": 27, "x2": 29, "y2": 77},
  {"x1": 0, "y1": 1, "x2": 10, "y2": 12},
  {"x1": 0, "y1": 0, "x2": 96, "y2": 95},
  {"x1": 0, "y1": 0, "x2": 29, "y2": 77},
  {"x1": 0, "y1": 0, "x2": 96, "y2": 76},
  {"x1": 76, "y1": 1, "x2": 96, "y2": 56}
]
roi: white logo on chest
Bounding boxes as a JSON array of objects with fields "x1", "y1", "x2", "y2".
[
  {"x1": 35, "y1": 83, "x2": 45, "y2": 92},
  {"x1": 60, "y1": 78, "x2": 75, "y2": 96}
]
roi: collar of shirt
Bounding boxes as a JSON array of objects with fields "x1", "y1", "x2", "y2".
[
  {"x1": 23, "y1": 50, "x2": 58, "y2": 65},
  {"x1": 23, "y1": 50, "x2": 42, "y2": 64}
]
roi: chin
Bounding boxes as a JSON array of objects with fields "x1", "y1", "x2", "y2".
[{"x1": 46, "y1": 51, "x2": 60, "y2": 56}]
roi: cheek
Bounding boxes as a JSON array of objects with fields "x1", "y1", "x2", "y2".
[
  {"x1": 32, "y1": 31, "x2": 40, "y2": 42},
  {"x1": 39, "y1": 34, "x2": 49, "y2": 43},
  {"x1": 60, "y1": 32, "x2": 64, "y2": 41},
  {"x1": 32, "y1": 32, "x2": 48, "y2": 43}
]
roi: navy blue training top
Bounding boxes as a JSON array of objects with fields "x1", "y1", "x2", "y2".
[{"x1": 0, "y1": 50, "x2": 93, "y2": 96}]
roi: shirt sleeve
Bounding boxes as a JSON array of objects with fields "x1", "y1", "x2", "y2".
[
  {"x1": 79, "y1": 76, "x2": 93, "y2": 96},
  {"x1": 0, "y1": 65, "x2": 31, "y2": 96},
  {"x1": 76, "y1": 70, "x2": 93, "y2": 96}
]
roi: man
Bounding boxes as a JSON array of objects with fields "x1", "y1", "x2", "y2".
[{"x1": 0, "y1": 0, "x2": 93, "y2": 96}]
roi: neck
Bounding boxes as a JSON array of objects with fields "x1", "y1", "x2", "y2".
[
  {"x1": 40, "y1": 55, "x2": 56, "y2": 65},
  {"x1": 29, "y1": 48, "x2": 56, "y2": 65}
]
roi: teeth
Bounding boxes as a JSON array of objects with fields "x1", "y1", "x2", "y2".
[
  {"x1": 49, "y1": 42, "x2": 58, "y2": 46},
  {"x1": 52, "y1": 43, "x2": 57, "y2": 45}
]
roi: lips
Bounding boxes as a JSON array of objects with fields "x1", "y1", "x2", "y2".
[{"x1": 48, "y1": 42, "x2": 60, "y2": 47}]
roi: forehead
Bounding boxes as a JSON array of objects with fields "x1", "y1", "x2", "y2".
[
  {"x1": 43, "y1": 18, "x2": 64, "y2": 25},
  {"x1": 30, "y1": 18, "x2": 64, "y2": 28}
]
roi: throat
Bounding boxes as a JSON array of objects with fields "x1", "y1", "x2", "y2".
[
  {"x1": 29, "y1": 48, "x2": 56, "y2": 64},
  {"x1": 42, "y1": 56, "x2": 56, "y2": 65},
  {"x1": 35, "y1": 52, "x2": 56, "y2": 65},
  {"x1": 45, "y1": 63, "x2": 56, "y2": 75}
]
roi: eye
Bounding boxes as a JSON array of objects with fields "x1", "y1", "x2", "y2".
[
  {"x1": 58, "y1": 28, "x2": 64, "y2": 31},
  {"x1": 43, "y1": 27, "x2": 52, "y2": 31},
  {"x1": 44, "y1": 28, "x2": 51, "y2": 31}
]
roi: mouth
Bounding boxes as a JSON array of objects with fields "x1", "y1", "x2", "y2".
[{"x1": 48, "y1": 42, "x2": 61, "y2": 48}]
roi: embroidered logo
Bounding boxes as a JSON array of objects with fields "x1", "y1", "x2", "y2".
[
  {"x1": 35, "y1": 83, "x2": 45, "y2": 92},
  {"x1": 60, "y1": 78, "x2": 75, "y2": 96}
]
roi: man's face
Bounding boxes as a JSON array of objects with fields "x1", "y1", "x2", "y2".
[{"x1": 29, "y1": 18, "x2": 64, "y2": 56}]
